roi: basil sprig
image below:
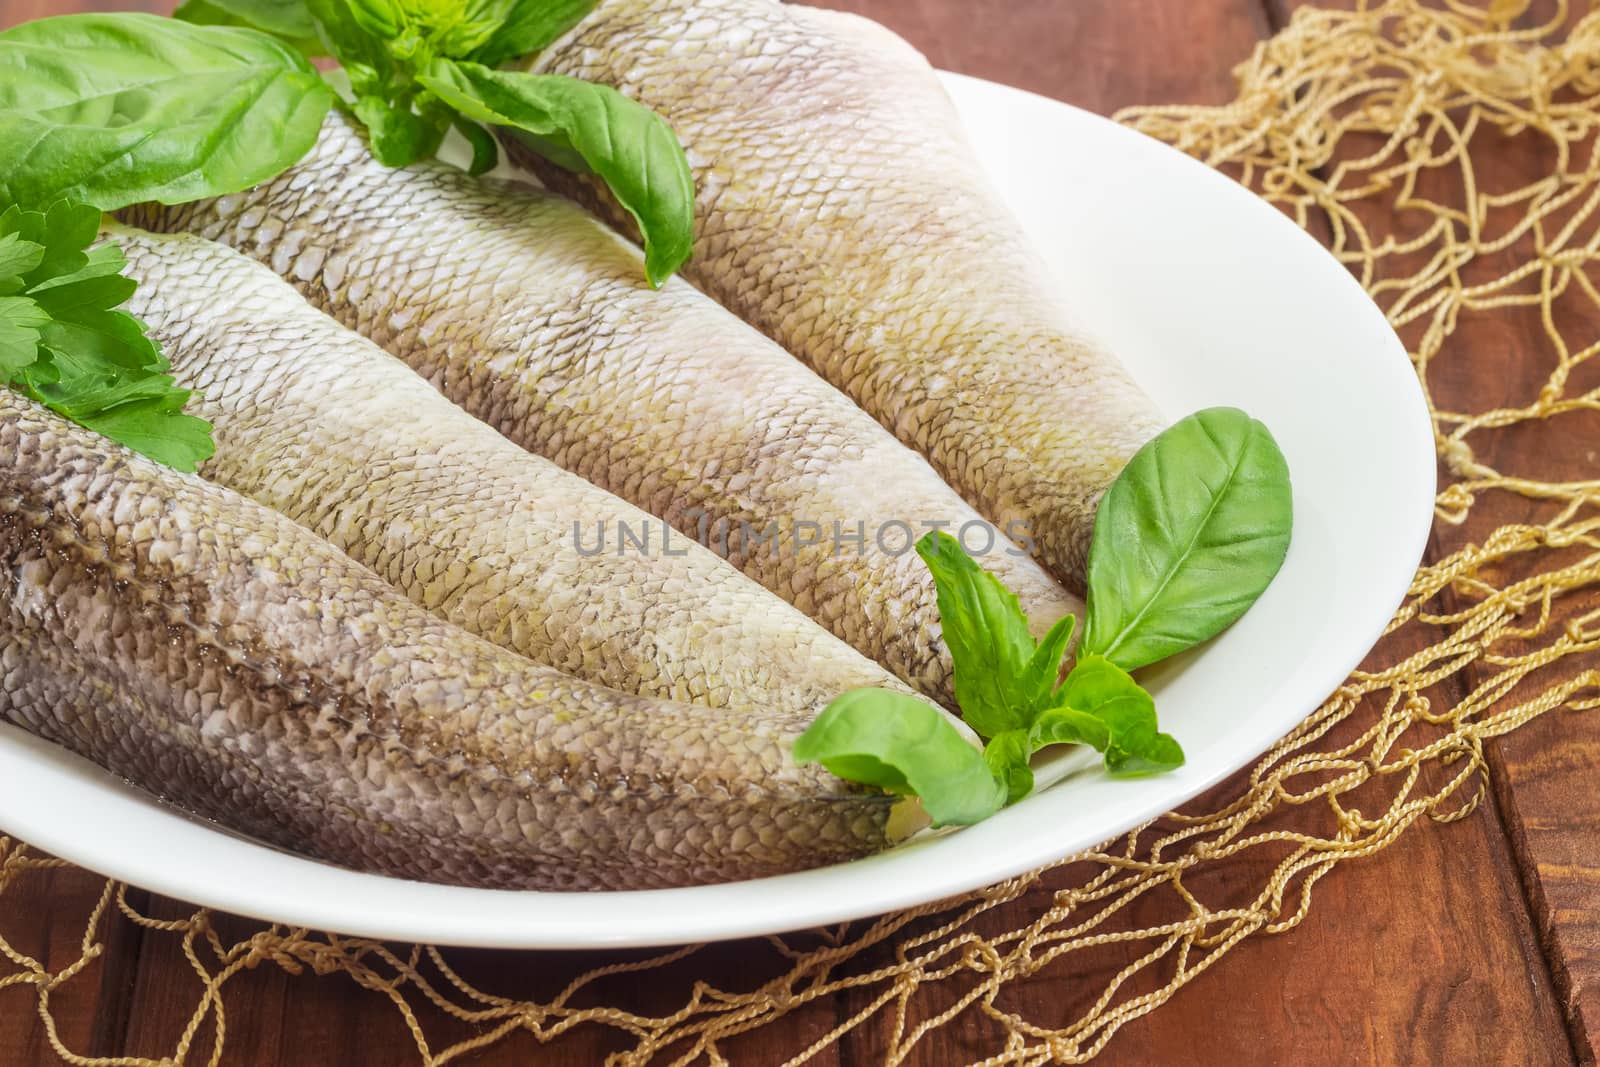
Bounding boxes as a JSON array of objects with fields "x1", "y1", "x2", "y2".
[
  {"x1": 0, "y1": 14, "x2": 332, "y2": 212},
  {"x1": 795, "y1": 408, "x2": 1294, "y2": 826},
  {"x1": 176, "y1": 0, "x2": 695, "y2": 287}
]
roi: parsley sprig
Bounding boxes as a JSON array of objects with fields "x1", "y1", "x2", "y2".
[{"x1": 0, "y1": 201, "x2": 214, "y2": 472}]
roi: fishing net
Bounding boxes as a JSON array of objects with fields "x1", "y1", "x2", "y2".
[{"x1": 5, "y1": 0, "x2": 1600, "y2": 1062}]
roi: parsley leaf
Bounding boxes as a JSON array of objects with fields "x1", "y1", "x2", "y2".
[
  {"x1": 0, "y1": 201, "x2": 215, "y2": 472},
  {"x1": 0, "y1": 231, "x2": 44, "y2": 283},
  {"x1": 0, "y1": 297, "x2": 46, "y2": 372}
]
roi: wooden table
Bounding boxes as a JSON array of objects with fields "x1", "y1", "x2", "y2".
[{"x1": 2, "y1": 0, "x2": 1597, "y2": 1063}]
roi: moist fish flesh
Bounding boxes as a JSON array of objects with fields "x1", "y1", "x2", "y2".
[
  {"x1": 526, "y1": 0, "x2": 1168, "y2": 592},
  {"x1": 128, "y1": 114, "x2": 1083, "y2": 708},
  {"x1": 112, "y1": 223, "x2": 913, "y2": 717},
  {"x1": 0, "y1": 390, "x2": 892, "y2": 889}
]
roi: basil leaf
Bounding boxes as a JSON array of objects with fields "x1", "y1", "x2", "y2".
[
  {"x1": 0, "y1": 15, "x2": 332, "y2": 212},
  {"x1": 417, "y1": 59, "x2": 694, "y2": 287},
  {"x1": 173, "y1": 0, "x2": 324, "y2": 56},
  {"x1": 1027, "y1": 706, "x2": 1109, "y2": 752},
  {"x1": 792, "y1": 689, "x2": 1005, "y2": 827},
  {"x1": 1080, "y1": 407, "x2": 1293, "y2": 671},
  {"x1": 1055, "y1": 656, "x2": 1184, "y2": 778},
  {"x1": 915, "y1": 530, "x2": 1051, "y2": 738},
  {"x1": 304, "y1": 0, "x2": 391, "y2": 76},
  {"x1": 453, "y1": 115, "x2": 500, "y2": 177},
  {"x1": 471, "y1": 0, "x2": 596, "y2": 67},
  {"x1": 982, "y1": 730, "x2": 1034, "y2": 806},
  {"x1": 1023, "y1": 611, "x2": 1075, "y2": 703},
  {"x1": 1109, "y1": 733, "x2": 1186, "y2": 778},
  {"x1": 430, "y1": 2, "x2": 514, "y2": 58},
  {"x1": 354, "y1": 95, "x2": 446, "y2": 168},
  {"x1": 348, "y1": 0, "x2": 404, "y2": 41}
]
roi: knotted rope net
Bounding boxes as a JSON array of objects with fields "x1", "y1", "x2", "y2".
[{"x1": 6, "y1": 0, "x2": 1600, "y2": 1062}]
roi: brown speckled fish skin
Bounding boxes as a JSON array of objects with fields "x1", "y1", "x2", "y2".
[
  {"x1": 129, "y1": 114, "x2": 1083, "y2": 709},
  {"x1": 0, "y1": 392, "x2": 891, "y2": 889},
  {"x1": 526, "y1": 0, "x2": 1168, "y2": 593},
  {"x1": 109, "y1": 224, "x2": 912, "y2": 718}
]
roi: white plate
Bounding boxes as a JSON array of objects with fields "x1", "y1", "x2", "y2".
[{"x1": 0, "y1": 73, "x2": 1433, "y2": 949}]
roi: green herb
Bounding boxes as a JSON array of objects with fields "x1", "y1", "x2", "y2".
[
  {"x1": 180, "y1": 0, "x2": 696, "y2": 287},
  {"x1": 1079, "y1": 407, "x2": 1294, "y2": 671},
  {"x1": 0, "y1": 4, "x2": 686, "y2": 462},
  {"x1": 796, "y1": 410, "x2": 1294, "y2": 825},
  {"x1": 170, "y1": 0, "x2": 325, "y2": 55},
  {"x1": 0, "y1": 13, "x2": 310, "y2": 468},
  {"x1": 916, "y1": 529, "x2": 1077, "y2": 739},
  {"x1": 418, "y1": 61, "x2": 693, "y2": 286},
  {"x1": 0, "y1": 14, "x2": 333, "y2": 212},
  {"x1": 470, "y1": 0, "x2": 595, "y2": 67},
  {"x1": 796, "y1": 531, "x2": 1185, "y2": 820},
  {"x1": 792, "y1": 690, "x2": 1006, "y2": 827},
  {"x1": 0, "y1": 201, "x2": 214, "y2": 472},
  {"x1": 1052, "y1": 656, "x2": 1184, "y2": 777}
]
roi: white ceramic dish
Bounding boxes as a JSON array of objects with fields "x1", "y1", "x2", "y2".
[{"x1": 0, "y1": 72, "x2": 1434, "y2": 949}]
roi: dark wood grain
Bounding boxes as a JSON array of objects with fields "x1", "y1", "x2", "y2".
[
  {"x1": 0, "y1": 0, "x2": 1591, "y2": 1064},
  {"x1": 0, "y1": 867, "x2": 142, "y2": 1064},
  {"x1": 1264, "y1": 0, "x2": 1600, "y2": 1060},
  {"x1": 1410, "y1": 4, "x2": 1600, "y2": 1055},
  {"x1": 809, "y1": 0, "x2": 1271, "y2": 111}
]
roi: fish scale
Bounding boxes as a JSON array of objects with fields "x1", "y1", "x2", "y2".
[
  {"x1": 527, "y1": 0, "x2": 1168, "y2": 593},
  {"x1": 111, "y1": 224, "x2": 908, "y2": 717},
  {"x1": 130, "y1": 114, "x2": 1084, "y2": 709},
  {"x1": 0, "y1": 391, "x2": 893, "y2": 889}
]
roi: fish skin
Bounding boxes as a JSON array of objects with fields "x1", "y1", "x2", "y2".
[
  {"x1": 0, "y1": 391, "x2": 892, "y2": 890},
  {"x1": 110, "y1": 224, "x2": 913, "y2": 719},
  {"x1": 128, "y1": 114, "x2": 1083, "y2": 709},
  {"x1": 525, "y1": 0, "x2": 1168, "y2": 593}
]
